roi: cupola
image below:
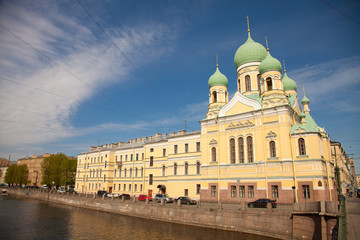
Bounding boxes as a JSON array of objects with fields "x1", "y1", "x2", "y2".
[{"x1": 208, "y1": 66, "x2": 228, "y2": 88}]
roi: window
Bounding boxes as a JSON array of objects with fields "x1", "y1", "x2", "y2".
[
  {"x1": 257, "y1": 74, "x2": 261, "y2": 91},
  {"x1": 163, "y1": 148, "x2": 166, "y2": 157},
  {"x1": 174, "y1": 163, "x2": 177, "y2": 175},
  {"x1": 196, "y1": 162, "x2": 201, "y2": 175},
  {"x1": 135, "y1": 184, "x2": 137, "y2": 192},
  {"x1": 248, "y1": 186, "x2": 254, "y2": 198},
  {"x1": 103, "y1": 174, "x2": 106, "y2": 182},
  {"x1": 238, "y1": 79, "x2": 241, "y2": 91},
  {"x1": 303, "y1": 185, "x2": 310, "y2": 199},
  {"x1": 211, "y1": 186, "x2": 217, "y2": 197},
  {"x1": 184, "y1": 189, "x2": 188, "y2": 196},
  {"x1": 129, "y1": 184, "x2": 131, "y2": 191},
  {"x1": 149, "y1": 174, "x2": 153, "y2": 185},
  {"x1": 247, "y1": 136, "x2": 253, "y2": 163},
  {"x1": 272, "y1": 185, "x2": 279, "y2": 198},
  {"x1": 140, "y1": 184, "x2": 143, "y2": 192},
  {"x1": 124, "y1": 169, "x2": 127, "y2": 178},
  {"x1": 196, "y1": 184, "x2": 201, "y2": 194},
  {"x1": 231, "y1": 186, "x2": 237, "y2": 198},
  {"x1": 136, "y1": 153, "x2": 139, "y2": 161},
  {"x1": 120, "y1": 155, "x2": 123, "y2": 161},
  {"x1": 105, "y1": 161, "x2": 107, "y2": 168},
  {"x1": 174, "y1": 145, "x2": 178, "y2": 154},
  {"x1": 100, "y1": 169, "x2": 102, "y2": 177},
  {"x1": 238, "y1": 137, "x2": 244, "y2": 163},
  {"x1": 119, "y1": 169, "x2": 121, "y2": 178},
  {"x1": 239, "y1": 186, "x2": 245, "y2": 198},
  {"x1": 141, "y1": 167, "x2": 143, "y2": 177},
  {"x1": 196, "y1": 142, "x2": 200, "y2": 152},
  {"x1": 135, "y1": 168, "x2": 138, "y2": 177},
  {"x1": 212, "y1": 91, "x2": 217, "y2": 103},
  {"x1": 211, "y1": 147, "x2": 216, "y2": 162},
  {"x1": 245, "y1": 75, "x2": 251, "y2": 91},
  {"x1": 125, "y1": 155, "x2": 128, "y2": 161},
  {"x1": 129, "y1": 168, "x2": 132, "y2": 177},
  {"x1": 142, "y1": 153, "x2": 144, "y2": 160},
  {"x1": 298, "y1": 138, "x2": 306, "y2": 155},
  {"x1": 270, "y1": 141, "x2": 276, "y2": 158},
  {"x1": 184, "y1": 162, "x2": 188, "y2": 175},
  {"x1": 185, "y1": 143, "x2": 189, "y2": 153},
  {"x1": 113, "y1": 184, "x2": 115, "y2": 190},
  {"x1": 114, "y1": 169, "x2": 116, "y2": 177},
  {"x1": 123, "y1": 184, "x2": 126, "y2": 191},
  {"x1": 118, "y1": 184, "x2": 121, "y2": 191},
  {"x1": 130, "y1": 154, "x2": 133, "y2": 161},
  {"x1": 266, "y1": 77, "x2": 272, "y2": 90},
  {"x1": 150, "y1": 148, "x2": 154, "y2": 152},
  {"x1": 115, "y1": 156, "x2": 117, "y2": 162},
  {"x1": 150, "y1": 156, "x2": 153, "y2": 167},
  {"x1": 230, "y1": 138, "x2": 235, "y2": 164},
  {"x1": 162, "y1": 165, "x2": 166, "y2": 176}
]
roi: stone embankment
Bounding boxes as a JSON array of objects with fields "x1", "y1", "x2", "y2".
[{"x1": 8, "y1": 189, "x2": 292, "y2": 239}]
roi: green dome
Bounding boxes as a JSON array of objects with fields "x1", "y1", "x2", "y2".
[
  {"x1": 283, "y1": 72, "x2": 297, "y2": 91},
  {"x1": 234, "y1": 32, "x2": 267, "y2": 69},
  {"x1": 259, "y1": 51, "x2": 282, "y2": 75},
  {"x1": 300, "y1": 112, "x2": 306, "y2": 118},
  {"x1": 301, "y1": 95, "x2": 310, "y2": 104},
  {"x1": 208, "y1": 66, "x2": 228, "y2": 88}
]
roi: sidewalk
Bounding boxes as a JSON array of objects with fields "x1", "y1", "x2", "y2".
[{"x1": 346, "y1": 197, "x2": 360, "y2": 240}]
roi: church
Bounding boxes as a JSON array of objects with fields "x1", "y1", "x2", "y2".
[{"x1": 75, "y1": 21, "x2": 335, "y2": 204}]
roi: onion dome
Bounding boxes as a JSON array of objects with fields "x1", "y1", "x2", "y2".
[
  {"x1": 283, "y1": 72, "x2": 297, "y2": 91},
  {"x1": 234, "y1": 32, "x2": 267, "y2": 69},
  {"x1": 259, "y1": 51, "x2": 282, "y2": 75},
  {"x1": 300, "y1": 111, "x2": 306, "y2": 118},
  {"x1": 301, "y1": 95, "x2": 310, "y2": 104},
  {"x1": 208, "y1": 66, "x2": 228, "y2": 88}
]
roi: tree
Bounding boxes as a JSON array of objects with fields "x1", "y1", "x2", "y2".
[
  {"x1": 41, "y1": 153, "x2": 77, "y2": 188},
  {"x1": 4, "y1": 164, "x2": 16, "y2": 185}
]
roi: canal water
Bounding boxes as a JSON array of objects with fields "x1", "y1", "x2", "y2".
[{"x1": 0, "y1": 195, "x2": 276, "y2": 240}]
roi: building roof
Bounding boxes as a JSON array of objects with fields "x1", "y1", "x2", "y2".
[
  {"x1": 259, "y1": 51, "x2": 282, "y2": 75},
  {"x1": 208, "y1": 66, "x2": 228, "y2": 88},
  {"x1": 283, "y1": 72, "x2": 297, "y2": 91}
]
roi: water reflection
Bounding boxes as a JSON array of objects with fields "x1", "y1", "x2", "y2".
[{"x1": 0, "y1": 195, "x2": 276, "y2": 240}]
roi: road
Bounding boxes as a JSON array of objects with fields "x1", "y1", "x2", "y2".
[{"x1": 346, "y1": 197, "x2": 360, "y2": 240}]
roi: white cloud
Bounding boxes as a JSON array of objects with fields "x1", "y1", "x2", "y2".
[
  {"x1": 289, "y1": 56, "x2": 360, "y2": 112},
  {"x1": 0, "y1": 1, "x2": 175, "y2": 151}
]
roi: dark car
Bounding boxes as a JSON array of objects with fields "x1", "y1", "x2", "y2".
[
  {"x1": 174, "y1": 196, "x2": 197, "y2": 205},
  {"x1": 119, "y1": 193, "x2": 131, "y2": 199},
  {"x1": 154, "y1": 194, "x2": 173, "y2": 203},
  {"x1": 97, "y1": 190, "x2": 108, "y2": 197},
  {"x1": 247, "y1": 198, "x2": 277, "y2": 208}
]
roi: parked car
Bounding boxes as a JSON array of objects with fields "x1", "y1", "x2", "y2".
[
  {"x1": 97, "y1": 190, "x2": 108, "y2": 197},
  {"x1": 57, "y1": 188, "x2": 66, "y2": 194},
  {"x1": 174, "y1": 197, "x2": 197, "y2": 205},
  {"x1": 154, "y1": 194, "x2": 173, "y2": 203},
  {"x1": 119, "y1": 193, "x2": 131, "y2": 199},
  {"x1": 106, "y1": 193, "x2": 119, "y2": 198},
  {"x1": 247, "y1": 199, "x2": 277, "y2": 208},
  {"x1": 138, "y1": 194, "x2": 152, "y2": 201}
]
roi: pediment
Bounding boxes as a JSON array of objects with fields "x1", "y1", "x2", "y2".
[{"x1": 218, "y1": 92, "x2": 262, "y2": 117}]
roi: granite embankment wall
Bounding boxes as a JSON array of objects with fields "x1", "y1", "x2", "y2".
[{"x1": 8, "y1": 189, "x2": 292, "y2": 239}]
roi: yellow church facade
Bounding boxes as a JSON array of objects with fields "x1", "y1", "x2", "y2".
[{"x1": 75, "y1": 24, "x2": 335, "y2": 204}]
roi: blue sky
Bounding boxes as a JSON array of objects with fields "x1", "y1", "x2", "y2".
[{"x1": 0, "y1": 0, "x2": 359, "y2": 172}]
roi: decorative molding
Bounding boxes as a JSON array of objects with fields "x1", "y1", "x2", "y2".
[
  {"x1": 226, "y1": 120, "x2": 255, "y2": 130},
  {"x1": 209, "y1": 139, "x2": 217, "y2": 146},
  {"x1": 266, "y1": 131, "x2": 277, "y2": 139},
  {"x1": 218, "y1": 92, "x2": 261, "y2": 117}
]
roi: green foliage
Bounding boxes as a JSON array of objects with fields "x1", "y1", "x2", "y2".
[
  {"x1": 4, "y1": 164, "x2": 29, "y2": 186},
  {"x1": 41, "y1": 153, "x2": 77, "y2": 188}
]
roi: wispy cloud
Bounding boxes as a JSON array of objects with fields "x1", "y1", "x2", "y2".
[
  {"x1": 289, "y1": 56, "x2": 360, "y2": 112},
  {"x1": 0, "y1": 1, "x2": 176, "y2": 151}
]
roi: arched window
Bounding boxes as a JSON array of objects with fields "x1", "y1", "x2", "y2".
[
  {"x1": 105, "y1": 161, "x2": 107, "y2": 168},
  {"x1": 238, "y1": 79, "x2": 241, "y2": 91},
  {"x1": 124, "y1": 168, "x2": 127, "y2": 178},
  {"x1": 247, "y1": 136, "x2": 253, "y2": 163},
  {"x1": 211, "y1": 147, "x2": 216, "y2": 162},
  {"x1": 212, "y1": 91, "x2": 217, "y2": 103},
  {"x1": 184, "y1": 162, "x2": 188, "y2": 175},
  {"x1": 238, "y1": 137, "x2": 244, "y2": 163},
  {"x1": 266, "y1": 77, "x2": 272, "y2": 90},
  {"x1": 174, "y1": 163, "x2": 177, "y2": 175},
  {"x1": 135, "y1": 168, "x2": 138, "y2": 177},
  {"x1": 129, "y1": 168, "x2": 132, "y2": 177},
  {"x1": 196, "y1": 162, "x2": 201, "y2": 175},
  {"x1": 162, "y1": 165, "x2": 166, "y2": 176},
  {"x1": 230, "y1": 138, "x2": 235, "y2": 164},
  {"x1": 245, "y1": 75, "x2": 251, "y2": 91},
  {"x1": 257, "y1": 74, "x2": 261, "y2": 91},
  {"x1": 270, "y1": 141, "x2": 276, "y2": 158},
  {"x1": 298, "y1": 138, "x2": 306, "y2": 155}
]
